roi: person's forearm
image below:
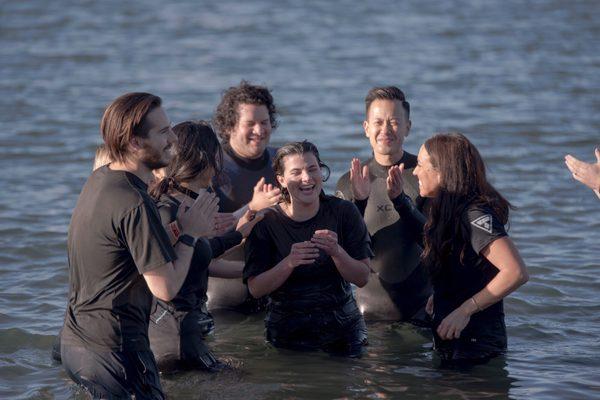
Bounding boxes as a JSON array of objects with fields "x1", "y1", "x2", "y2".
[
  {"x1": 391, "y1": 193, "x2": 425, "y2": 245},
  {"x1": 331, "y1": 249, "x2": 370, "y2": 287},
  {"x1": 247, "y1": 260, "x2": 294, "y2": 298},
  {"x1": 208, "y1": 259, "x2": 243, "y2": 279},
  {"x1": 232, "y1": 205, "x2": 249, "y2": 221},
  {"x1": 457, "y1": 268, "x2": 528, "y2": 317},
  {"x1": 208, "y1": 231, "x2": 243, "y2": 258},
  {"x1": 165, "y1": 243, "x2": 196, "y2": 298}
]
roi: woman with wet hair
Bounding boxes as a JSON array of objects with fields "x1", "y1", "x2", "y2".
[
  {"x1": 243, "y1": 141, "x2": 372, "y2": 356},
  {"x1": 387, "y1": 132, "x2": 528, "y2": 365},
  {"x1": 149, "y1": 120, "x2": 262, "y2": 371}
]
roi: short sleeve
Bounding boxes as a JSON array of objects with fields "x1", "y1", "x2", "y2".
[
  {"x1": 339, "y1": 200, "x2": 374, "y2": 260},
  {"x1": 243, "y1": 220, "x2": 276, "y2": 282},
  {"x1": 121, "y1": 198, "x2": 176, "y2": 274},
  {"x1": 467, "y1": 207, "x2": 508, "y2": 254}
]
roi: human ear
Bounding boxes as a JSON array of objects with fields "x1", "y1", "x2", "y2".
[
  {"x1": 276, "y1": 174, "x2": 286, "y2": 189},
  {"x1": 363, "y1": 120, "x2": 369, "y2": 138}
]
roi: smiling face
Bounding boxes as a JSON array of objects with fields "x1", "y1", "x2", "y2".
[
  {"x1": 136, "y1": 106, "x2": 177, "y2": 170},
  {"x1": 228, "y1": 103, "x2": 272, "y2": 159},
  {"x1": 413, "y1": 145, "x2": 442, "y2": 197},
  {"x1": 277, "y1": 152, "x2": 322, "y2": 206},
  {"x1": 363, "y1": 99, "x2": 411, "y2": 162}
]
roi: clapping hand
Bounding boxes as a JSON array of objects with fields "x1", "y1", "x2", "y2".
[
  {"x1": 177, "y1": 190, "x2": 219, "y2": 238},
  {"x1": 284, "y1": 241, "x2": 320, "y2": 269},
  {"x1": 565, "y1": 148, "x2": 600, "y2": 193},
  {"x1": 214, "y1": 213, "x2": 236, "y2": 235},
  {"x1": 311, "y1": 229, "x2": 340, "y2": 257},
  {"x1": 386, "y1": 164, "x2": 404, "y2": 200},
  {"x1": 350, "y1": 158, "x2": 370, "y2": 201},
  {"x1": 248, "y1": 177, "x2": 282, "y2": 211}
]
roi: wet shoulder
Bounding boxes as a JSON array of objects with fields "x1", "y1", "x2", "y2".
[{"x1": 91, "y1": 167, "x2": 149, "y2": 210}]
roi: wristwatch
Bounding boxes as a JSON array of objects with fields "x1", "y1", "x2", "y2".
[{"x1": 177, "y1": 234, "x2": 197, "y2": 248}]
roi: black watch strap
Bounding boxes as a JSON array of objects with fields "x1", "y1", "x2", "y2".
[{"x1": 177, "y1": 234, "x2": 197, "y2": 248}]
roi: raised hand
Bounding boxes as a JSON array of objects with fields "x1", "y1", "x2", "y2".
[
  {"x1": 565, "y1": 148, "x2": 600, "y2": 192},
  {"x1": 235, "y1": 209, "x2": 266, "y2": 238},
  {"x1": 311, "y1": 229, "x2": 340, "y2": 257},
  {"x1": 386, "y1": 164, "x2": 404, "y2": 200},
  {"x1": 283, "y1": 241, "x2": 319, "y2": 269},
  {"x1": 349, "y1": 158, "x2": 370, "y2": 200},
  {"x1": 177, "y1": 190, "x2": 219, "y2": 238},
  {"x1": 214, "y1": 212, "x2": 236, "y2": 235},
  {"x1": 248, "y1": 177, "x2": 282, "y2": 211}
]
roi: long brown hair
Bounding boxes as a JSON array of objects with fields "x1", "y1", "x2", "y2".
[
  {"x1": 100, "y1": 92, "x2": 162, "y2": 163},
  {"x1": 421, "y1": 133, "x2": 512, "y2": 277},
  {"x1": 150, "y1": 121, "x2": 222, "y2": 199}
]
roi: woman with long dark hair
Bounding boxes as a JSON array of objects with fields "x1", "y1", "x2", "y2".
[
  {"x1": 388, "y1": 133, "x2": 528, "y2": 365},
  {"x1": 148, "y1": 120, "x2": 262, "y2": 371},
  {"x1": 243, "y1": 141, "x2": 372, "y2": 356}
]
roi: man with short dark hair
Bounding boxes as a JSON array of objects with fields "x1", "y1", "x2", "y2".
[
  {"x1": 61, "y1": 92, "x2": 218, "y2": 398},
  {"x1": 336, "y1": 86, "x2": 431, "y2": 323},
  {"x1": 209, "y1": 81, "x2": 282, "y2": 312}
]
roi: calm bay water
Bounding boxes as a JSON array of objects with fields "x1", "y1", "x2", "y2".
[{"x1": 0, "y1": 1, "x2": 598, "y2": 398}]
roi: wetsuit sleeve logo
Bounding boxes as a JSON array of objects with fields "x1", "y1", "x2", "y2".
[{"x1": 471, "y1": 214, "x2": 493, "y2": 234}]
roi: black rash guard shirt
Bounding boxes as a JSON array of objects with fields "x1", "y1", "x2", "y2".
[
  {"x1": 62, "y1": 166, "x2": 176, "y2": 351},
  {"x1": 244, "y1": 196, "x2": 373, "y2": 311}
]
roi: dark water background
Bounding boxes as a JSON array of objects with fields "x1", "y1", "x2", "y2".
[{"x1": 1, "y1": 0, "x2": 599, "y2": 398}]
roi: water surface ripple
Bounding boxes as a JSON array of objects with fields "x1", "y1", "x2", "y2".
[{"x1": 0, "y1": 1, "x2": 598, "y2": 399}]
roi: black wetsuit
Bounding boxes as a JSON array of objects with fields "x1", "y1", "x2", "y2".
[
  {"x1": 149, "y1": 193, "x2": 243, "y2": 372},
  {"x1": 213, "y1": 144, "x2": 278, "y2": 213},
  {"x1": 392, "y1": 194, "x2": 508, "y2": 363},
  {"x1": 211, "y1": 144, "x2": 278, "y2": 313},
  {"x1": 243, "y1": 196, "x2": 373, "y2": 356},
  {"x1": 61, "y1": 166, "x2": 175, "y2": 399},
  {"x1": 335, "y1": 154, "x2": 431, "y2": 323}
]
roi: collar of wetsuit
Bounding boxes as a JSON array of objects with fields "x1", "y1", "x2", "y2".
[
  {"x1": 369, "y1": 155, "x2": 407, "y2": 178},
  {"x1": 223, "y1": 143, "x2": 270, "y2": 171}
]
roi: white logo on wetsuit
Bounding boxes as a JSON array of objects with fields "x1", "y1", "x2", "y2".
[{"x1": 471, "y1": 214, "x2": 492, "y2": 234}]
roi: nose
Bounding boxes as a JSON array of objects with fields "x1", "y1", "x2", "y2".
[
  {"x1": 412, "y1": 167, "x2": 418, "y2": 176},
  {"x1": 253, "y1": 123, "x2": 264, "y2": 136},
  {"x1": 301, "y1": 170, "x2": 310, "y2": 181}
]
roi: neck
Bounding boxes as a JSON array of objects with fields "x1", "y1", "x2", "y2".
[
  {"x1": 109, "y1": 159, "x2": 154, "y2": 184},
  {"x1": 373, "y1": 149, "x2": 404, "y2": 166},
  {"x1": 281, "y1": 198, "x2": 319, "y2": 221},
  {"x1": 228, "y1": 140, "x2": 263, "y2": 160}
]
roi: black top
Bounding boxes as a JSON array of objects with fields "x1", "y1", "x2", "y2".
[
  {"x1": 335, "y1": 153, "x2": 423, "y2": 283},
  {"x1": 213, "y1": 144, "x2": 278, "y2": 212},
  {"x1": 432, "y1": 206, "x2": 507, "y2": 327},
  {"x1": 243, "y1": 196, "x2": 373, "y2": 311},
  {"x1": 392, "y1": 195, "x2": 508, "y2": 328},
  {"x1": 62, "y1": 166, "x2": 176, "y2": 351},
  {"x1": 155, "y1": 193, "x2": 243, "y2": 311}
]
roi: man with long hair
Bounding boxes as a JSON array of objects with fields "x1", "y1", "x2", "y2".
[{"x1": 61, "y1": 93, "x2": 218, "y2": 398}]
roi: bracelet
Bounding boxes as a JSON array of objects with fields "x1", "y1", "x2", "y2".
[{"x1": 471, "y1": 296, "x2": 482, "y2": 312}]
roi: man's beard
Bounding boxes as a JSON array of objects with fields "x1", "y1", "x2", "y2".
[{"x1": 141, "y1": 144, "x2": 172, "y2": 170}]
